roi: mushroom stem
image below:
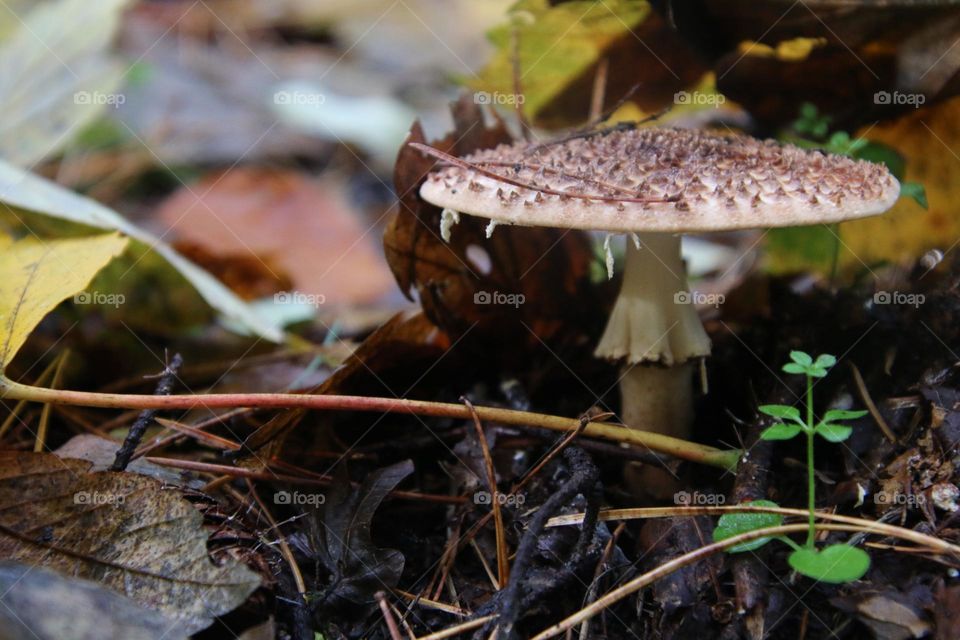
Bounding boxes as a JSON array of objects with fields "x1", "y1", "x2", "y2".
[{"x1": 595, "y1": 233, "x2": 710, "y2": 438}]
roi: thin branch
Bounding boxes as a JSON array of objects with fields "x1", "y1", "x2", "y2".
[
  {"x1": 111, "y1": 353, "x2": 183, "y2": 471},
  {"x1": 463, "y1": 397, "x2": 509, "y2": 588},
  {"x1": 531, "y1": 522, "x2": 944, "y2": 640},
  {"x1": 0, "y1": 377, "x2": 740, "y2": 470}
]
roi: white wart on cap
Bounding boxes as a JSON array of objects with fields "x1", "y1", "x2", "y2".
[{"x1": 419, "y1": 127, "x2": 900, "y2": 233}]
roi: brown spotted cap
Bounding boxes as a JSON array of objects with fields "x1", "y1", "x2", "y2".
[{"x1": 419, "y1": 127, "x2": 900, "y2": 233}]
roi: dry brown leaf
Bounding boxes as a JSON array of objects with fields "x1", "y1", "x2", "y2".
[
  {"x1": 154, "y1": 167, "x2": 394, "y2": 306},
  {"x1": 0, "y1": 451, "x2": 260, "y2": 635},
  {"x1": 384, "y1": 98, "x2": 608, "y2": 352}
]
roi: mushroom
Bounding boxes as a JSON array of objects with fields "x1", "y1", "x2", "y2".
[{"x1": 417, "y1": 127, "x2": 899, "y2": 442}]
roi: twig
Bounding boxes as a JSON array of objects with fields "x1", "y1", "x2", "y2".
[
  {"x1": 34, "y1": 351, "x2": 69, "y2": 452},
  {"x1": 246, "y1": 479, "x2": 306, "y2": 598},
  {"x1": 588, "y1": 58, "x2": 609, "y2": 124},
  {"x1": 0, "y1": 377, "x2": 741, "y2": 470},
  {"x1": 145, "y1": 457, "x2": 467, "y2": 504},
  {"x1": 0, "y1": 357, "x2": 59, "y2": 442},
  {"x1": 848, "y1": 362, "x2": 897, "y2": 443},
  {"x1": 463, "y1": 397, "x2": 509, "y2": 588},
  {"x1": 578, "y1": 521, "x2": 626, "y2": 640},
  {"x1": 378, "y1": 591, "x2": 405, "y2": 640},
  {"x1": 111, "y1": 353, "x2": 183, "y2": 471},
  {"x1": 132, "y1": 407, "x2": 251, "y2": 460},
  {"x1": 153, "y1": 417, "x2": 242, "y2": 451},
  {"x1": 415, "y1": 615, "x2": 495, "y2": 640},
  {"x1": 394, "y1": 589, "x2": 467, "y2": 616},
  {"x1": 546, "y1": 505, "x2": 960, "y2": 559},
  {"x1": 531, "y1": 522, "x2": 932, "y2": 640}
]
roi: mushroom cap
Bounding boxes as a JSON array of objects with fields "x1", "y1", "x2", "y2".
[{"x1": 419, "y1": 127, "x2": 900, "y2": 233}]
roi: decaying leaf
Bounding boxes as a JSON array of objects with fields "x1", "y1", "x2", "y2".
[
  {"x1": 384, "y1": 98, "x2": 607, "y2": 352},
  {"x1": 0, "y1": 451, "x2": 260, "y2": 634},
  {"x1": 0, "y1": 0, "x2": 131, "y2": 166},
  {"x1": 0, "y1": 159, "x2": 284, "y2": 341},
  {"x1": 0, "y1": 232, "x2": 128, "y2": 371},
  {"x1": 154, "y1": 168, "x2": 394, "y2": 306},
  {"x1": 832, "y1": 588, "x2": 932, "y2": 640},
  {"x1": 307, "y1": 460, "x2": 414, "y2": 606},
  {"x1": 0, "y1": 561, "x2": 185, "y2": 640}
]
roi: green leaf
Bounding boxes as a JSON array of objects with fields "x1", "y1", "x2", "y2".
[
  {"x1": 713, "y1": 500, "x2": 783, "y2": 553},
  {"x1": 789, "y1": 351, "x2": 813, "y2": 366},
  {"x1": 788, "y1": 544, "x2": 870, "y2": 583},
  {"x1": 813, "y1": 354, "x2": 837, "y2": 369},
  {"x1": 825, "y1": 131, "x2": 868, "y2": 156},
  {"x1": 815, "y1": 422, "x2": 853, "y2": 442},
  {"x1": 0, "y1": 233, "x2": 128, "y2": 371},
  {"x1": 807, "y1": 366, "x2": 829, "y2": 378},
  {"x1": 759, "y1": 404, "x2": 802, "y2": 421},
  {"x1": 823, "y1": 409, "x2": 868, "y2": 422},
  {"x1": 782, "y1": 362, "x2": 808, "y2": 375},
  {"x1": 761, "y1": 423, "x2": 803, "y2": 440},
  {"x1": 900, "y1": 181, "x2": 928, "y2": 210},
  {"x1": 852, "y1": 141, "x2": 906, "y2": 179}
]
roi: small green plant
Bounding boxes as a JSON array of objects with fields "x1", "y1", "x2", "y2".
[{"x1": 714, "y1": 351, "x2": 871, "y2": 583}]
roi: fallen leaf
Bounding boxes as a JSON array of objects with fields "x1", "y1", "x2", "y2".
[
  {"x1": 0, "y1": 158, "x2": 284, "y2": 341},
  {"x1": 0, "y1": 0, "x2": 131, "y2": 166},
  {"x1": 384, "y1": 98, "x2": 607, "y2": 352},
  {"x1": 0, "y1": 561, "x2": 185, "y2": 640},
  {"x1": 305, "y1": 460, "x2": 414, "y2": 606},
  {"x1": 668, "y1": 0, "x2": 960, "y2": 129},
  {"x1": 55, "y1": 434, "x2": 204, "y2": 489},
  {"x1": 477, "y1": 0, "x2": 703, "y2": 127},
  {"x1": 0, "y1": 232, "x2": 128, "y2": 371},
  {"x1": 154, "y1": 168, "x2": 393, "y2": 306},
  {"x1": 0, "y1": 451, "x2": 260, "y2": 634},
  {"x1": 766, "y1": 97, "x2": 960, "y2": 273}
]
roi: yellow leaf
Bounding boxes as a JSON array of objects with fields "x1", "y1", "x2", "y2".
[
  {"x1": 476, "y1": 0, "x2": 651, "y2": 122},
  {"x1": 738, "y1": 37, "x2": 828, "y2": 62},
  {"x1": 0, "y1": 232, "x2": 128, "y2": 370},
  {"x1": 835, "y1": 96, "x2": 958, "y2": 268}
]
